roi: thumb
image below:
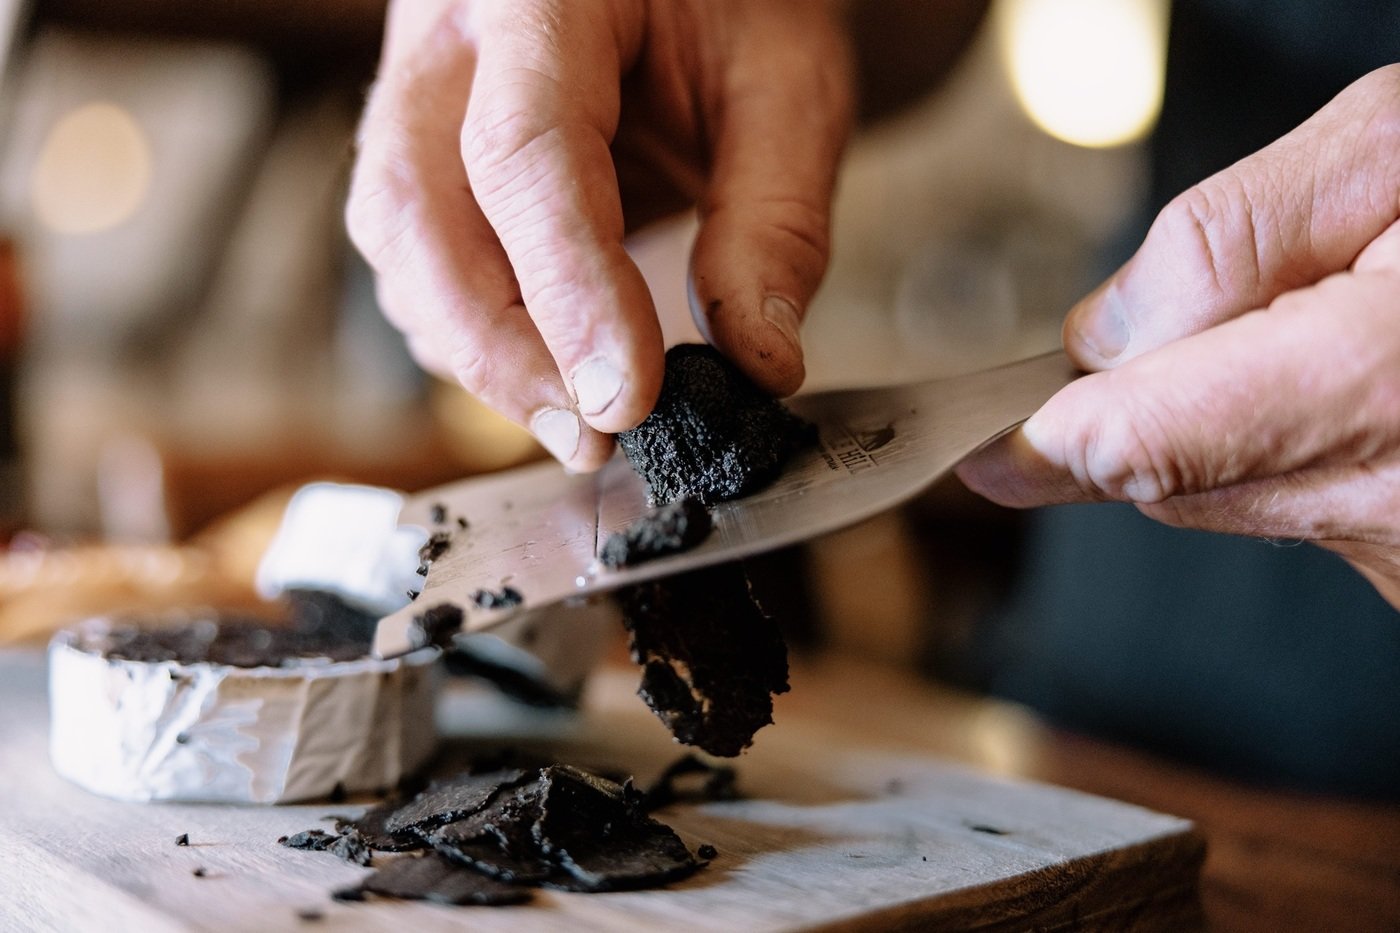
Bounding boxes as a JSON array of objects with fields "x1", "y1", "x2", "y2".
[
  {"x1": 688, "y1": 7, "x2": 853, "y2": 397},
  {"x1": 1064, "y1": 64, "x2": 1400, "y2": 370}
]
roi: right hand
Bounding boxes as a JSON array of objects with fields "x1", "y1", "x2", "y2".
[{"x1": 347, "y1": 0, "x2": 853, "y2": 470}]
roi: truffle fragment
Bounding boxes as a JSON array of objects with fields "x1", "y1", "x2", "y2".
[
  {"x1": 385, "y1": 769, "x2": 530, "y2": 834},
  {"x1": 174, "y1": 833, "x2": 189, "y2": 847},
  {"x1": 617, "y1": 344, "x2": 816, "y2": 505},
  {"x1": 619, "y1": 562, "x2": 789, "y2": 757},
  {"x1": 277, "y1": 828, "x2": 370, "y2": 866},
  {"x1": 601, "y1": 497, "x2": 712, "y2": 569},
  {"x1": 335, "y1": 800, "x2": 423, "y2": 852}
]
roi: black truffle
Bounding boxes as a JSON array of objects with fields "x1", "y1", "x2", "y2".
[
  {"x1": 619, "y1": 562, "x2": 790, "y2": 757},
  {"x1": 617, "y1": 344, "x2": 815, "y2": 505}
]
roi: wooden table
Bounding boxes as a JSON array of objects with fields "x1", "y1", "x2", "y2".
[{"x1": 0, "y1": 646, "x2": 1393, "y2": 930}]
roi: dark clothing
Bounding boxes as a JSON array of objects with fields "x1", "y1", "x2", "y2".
[{"x1": 977, "y1": 1, "x2": 1400, "y2": 798}]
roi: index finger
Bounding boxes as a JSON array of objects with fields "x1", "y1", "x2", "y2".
[
  {"x1": 959, "y1": 258, "x2": 1400, "y2": 508},
  {"x1": 462, "y1": 0, "x2": 663, "y2": 434}
]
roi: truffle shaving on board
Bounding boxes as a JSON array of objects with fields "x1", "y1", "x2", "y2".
[{"x1": 282, "y1": 764, "x2": 702, "y2": 906}]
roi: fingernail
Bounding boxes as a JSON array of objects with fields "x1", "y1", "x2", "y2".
[
  {"x1": 762, "y1": 296, "x2": 803, "y2": 354},
  {"x1": 1068, "y1": 283, "x2": 1129, "y2": 361},
  {"x1": 531, "y1": 408, "x2": 580, "y2": 462},
  {"x1": 570, "y1": 357, "x2": 624, "y2": 416}
]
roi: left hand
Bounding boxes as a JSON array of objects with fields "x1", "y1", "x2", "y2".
[{"x1": 957, "y1": 65, "x2": 1400, "y2": 610}]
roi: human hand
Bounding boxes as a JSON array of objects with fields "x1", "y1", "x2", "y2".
[
  {"x1": 958, "y1": 65, "x2": 1400, "y2": 609},
  {"x1": 346, "y1": 0, "x2": 852, "y2": 471}
]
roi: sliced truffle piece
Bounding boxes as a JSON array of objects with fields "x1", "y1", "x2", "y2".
[
  {"x1": 600, "y1": 497, "x2": 712, "y2": 569},
  {"x1": 532, "y1": 766, "x2": 698, "y2": 892},
  {"x1": 617, "y1": 344, "x2": 816, "y2": 506},
  {"x1": 337, "y1": 852, "x2": 531, "y2": 907},
  {"x1": 418, "y1": 785, "x2": 554, "y2": 886},
  {"x1": 619, "y1": 561, "x2": 790, "y2": 757},
  {"x1": 385, "y1": 769, "x2": 530, "y2": 834},
  {"x1": 336, "y1": 800, "x2": 424, "y2": 852}
]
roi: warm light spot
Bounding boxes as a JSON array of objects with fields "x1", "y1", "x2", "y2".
[
  {"x1": 31, "y1": 102, "x2": 153, "y2": 235},
  {"x1": 999, "y1": 0, "x2": 1169, "y2": 148}
]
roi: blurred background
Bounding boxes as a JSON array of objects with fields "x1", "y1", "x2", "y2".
[{"x1": 0, "y1": 0, "x2": 1169, "y2": 659}]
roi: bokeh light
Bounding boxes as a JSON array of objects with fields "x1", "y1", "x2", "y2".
[
  {"x1": 31, "y1": 102, "x2": 153, "y2": 235},
  {"x1": 1000, "y1": 0, "x2": 1169, "y2": 148}
]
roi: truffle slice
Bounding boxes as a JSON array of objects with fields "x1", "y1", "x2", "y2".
[
  {"x1": 336, "y1": 799, "x2": 424, "y2": 852},
  {"x1": 617, "y1": 344, "x2": 816, "y2": 505},
  {"x1": 600, "y1": 497, "x2": 712, "y2": 569},
  {"x1": 385, "y1": 769, "x2": 530, "y2": 834},
  {"x1": 531, "y1": 766, "x2": 697, "y2": 892},
  {"x1": 337, "y1": 852, "x2": 531, "y2": 907},
  {"x1": 417, "y1": 765, "x2": 698, "y2": 893},
  {"x1": 619, "y1": 561, "x2": 789, "y2": 757}
]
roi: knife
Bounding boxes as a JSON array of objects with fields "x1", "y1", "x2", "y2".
[{"x1": 341, "y1": 349, "x2": 1077, "y2": 658}]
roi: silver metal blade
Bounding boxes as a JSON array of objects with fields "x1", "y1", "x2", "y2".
[{"x1": 373, "y1": 350, "x2": 1078, "y2": 657}]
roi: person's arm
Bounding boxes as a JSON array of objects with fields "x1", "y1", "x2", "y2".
[
  {"x1": 958, "y1": 65, "x2": 1400, "y2": 609},
  {"x1": 346, "y1": 0, "x2": 853, "y2": 471}
]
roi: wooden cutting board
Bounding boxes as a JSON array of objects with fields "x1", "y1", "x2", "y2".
[{"x1": 0, "y1": 648, "x2": 1203, "y2": 931}]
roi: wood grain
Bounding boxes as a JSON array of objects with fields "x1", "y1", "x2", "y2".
[{"x1": 0, "y1": 648, "x2": 1202, "y2": 931}]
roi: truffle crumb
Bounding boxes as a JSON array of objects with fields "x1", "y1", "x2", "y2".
[
  {"x1": 470, "y1": 587, "x2": 523, "y2": 611},
  {"x1": 418, "y1": 531, "x2": 452, "y2": 566},
  {"x1": 295, "y1": 908, "x2": 325, "y2": 922},
  {"x1": 175, "y1": 833, "x2": 190, "y2": 847},
  {"x1": 601, "y1": 498, "x2": 712, "y2": 569},
  {"x1": 192, "y1": 867, "x2": 208, "y2": 878},
  {"x1": 430, "y1": 503, "x2": 448, "y2": 525},
  {"x1": 414, "y1": 603, "x2": 464, "y2": 650},
  {"x1": 697, "y1": 844, "x2": 718, "y2": 860},
  {"x1": 617, "y1": 344, "x2": 816, "y2": 505}
]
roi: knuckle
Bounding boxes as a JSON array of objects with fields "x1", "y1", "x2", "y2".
[
  {"x1": 1354, "y1": 65, "x2": 1400, "y2": 192},
  {"x1": 1156, "y1": 180, "x2": 1261, "y2": 306},
  {"x1": 345, "y1": 168, "x2": 419, "y2": 269},
  {"x1": 757, "y1": 196, "x2": 832, "y2": 277},
  {"x1": 462, "y1": 92, "x2": 556, "y2": 179},
  {"x1": 1075, "y1": 395, "x2": 1186, "y2": 503},
  {"x1": 448, "y1": 340, "x2": 494, "y2": 396}
]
